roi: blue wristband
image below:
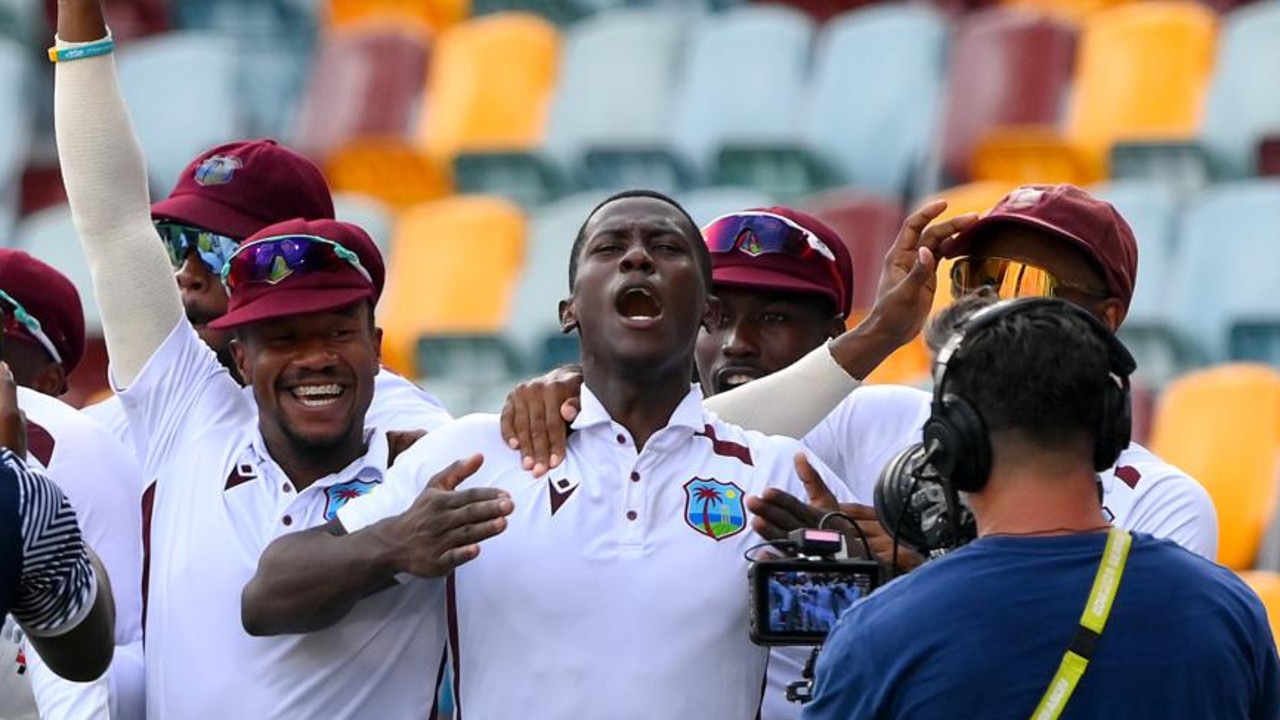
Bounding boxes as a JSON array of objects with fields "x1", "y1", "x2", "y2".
[{"x1": 48, "y1": 38, "x2": 114, "y2": 64}]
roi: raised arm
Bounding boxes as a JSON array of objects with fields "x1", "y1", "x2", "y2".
[
  {"x1": 705, "y1": 201, "x2": 978, "y2": 436},
  {"x1": 54, "y1": 0, "x2": 184, "y2": 387},
  {"x1": 241, "y1": 455, "x2": 512, "y2": 636}
]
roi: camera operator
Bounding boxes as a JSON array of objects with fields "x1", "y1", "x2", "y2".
[{"x1": 804, "y1": 299, "x2": 1278, "y2": 720}]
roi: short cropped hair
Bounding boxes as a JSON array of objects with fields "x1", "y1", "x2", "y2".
[
  {"x1": 568, "y1": 189, "x2": 711, "y2": 290},
  {"x1": 944, "y1": 299, "x2": 1112, "y2": 451}
]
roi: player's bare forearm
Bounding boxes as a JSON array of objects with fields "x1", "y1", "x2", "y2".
[
  {"x1": 56, "y1": 0, "x2": 107, "y2": 42},
  {"x1": 241, "y1": 519, "x2": 399, "y2": 637}
]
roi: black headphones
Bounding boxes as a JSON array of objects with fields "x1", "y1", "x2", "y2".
[{"x1": 921, "y1": 297, "x2": 1137, "y2": 494}]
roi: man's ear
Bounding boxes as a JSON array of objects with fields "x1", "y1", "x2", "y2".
[
  {"x1": 1100, "y1": 299, "x2": 1127, "y2": 334},
  {"x1": 825, "y1": 316, "x2": 846, "y2": 340},
  {"x1": 372, "y1": 326, "x2": 384, "y2": 365},
  {"x1": 229, "y1": 338, "x2": 252, "y2": 384},
  {"x1": 558, "y1": 298, "x2": 578, "y2": 334},
  {"x1": 34, "y1": 363, "x2": 68, "y2": 398},
  {"x1": 701, "y1": 294, "x2": 724, "y2": 333}
]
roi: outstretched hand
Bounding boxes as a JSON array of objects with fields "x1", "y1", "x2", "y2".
[
  {"x1": 499, "y1": 365, "x2": 584, "y2": 477},
  {"x1": 868, "y1": 200, "x2": 979, "y2": 346},
  {"x1": 386, "y1": 455, "x2": 514, "y2": 578}
]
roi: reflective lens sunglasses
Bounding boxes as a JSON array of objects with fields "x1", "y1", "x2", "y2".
[
  {"x1": 702, "y1": 212, "x2": 846, "y2": 302},
  {"x1": 220, "y1": 234, "x2": 372, "y2": 292},
  {"x1": 154, "y1": 221, "x2": 240, "y2": 274},
  {"x1": 0, "y1": 289, "x2": 62, "y2": 365},
  {"x1": 950, "y1": 256, "x2": 1109, "y2": 301}
]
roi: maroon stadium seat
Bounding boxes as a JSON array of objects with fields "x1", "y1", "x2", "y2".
[
  {"x1": 939, "y1": 8, "x2": 1078, "y2": 185},
  {"x1": 292, "y1": 26, "x2": 430, "y2": 163},
  {"x1": 1258, "y1": 135, "x2": 1280, "y2": 177},
  {"x1": 800, "y1": 189, "x2": 905, "y2": 312},
  {"x1": 757, "y1": 0, "x2": 879, "y2": 23}
]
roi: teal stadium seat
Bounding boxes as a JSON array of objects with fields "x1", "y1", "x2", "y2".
[
  {"x1": 543, "y1": 8, "x2": 690, "y2": 193},
  {"x1": 1090, "y1": 180, "x2": 1194, "y2": 387},
  {"x1": 804, "y1": 4, "x2": 948, "y2": 201},
  {"x1": 13, "y1": 204, "x2": 101, "y2": 336},
  {"x1": 332, "y1": 192, "x2": 395, "y2": 258},
  {"x1": 668, "y1": 5, "x2": 826, "y2": 201},
  {"x1": 678, "y1": 186, "x2": 777, "y2": 227},
  {"x1": 505, "y1": 192, "x2": 600, "y2": 372},
  {"x1": 1201, "y1": 2, "x2": 1280, "y2": 180},
  {"x1": 1169, "y1": 180, "x2": 1280, "y2": 364},
  {"x1": 117, "y1": 32, "x2": 243, "y2": 194}
]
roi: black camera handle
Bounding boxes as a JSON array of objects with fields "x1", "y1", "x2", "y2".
[{"x1": 785, "y1": 645, "x2": 824, "y2": 704}]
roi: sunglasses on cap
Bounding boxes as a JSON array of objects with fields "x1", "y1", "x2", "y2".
[
  {"x1": 154, "y1": 221, "x2": 240, "y2": 275},
  {"x1": 220, "y1": 234, "x2": 372, "y2": 292},
  {"x1": 950, "y1": 256, "x2": 1110, "y2": 301},
  {"x1": 0, "y1": 289, "x2": 62, "y2": 366},
  {"x1": 702, "y1": 212, "x2": 846, "y2": 294}
]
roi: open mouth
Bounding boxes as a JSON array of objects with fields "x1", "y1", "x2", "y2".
[
  {"x1": 714, "y1": 367, "x2": 763, "y2": 392},
  {"x1": 288, "y1": 383, "x2": 346, "y2": 408},
  {"x1": 615, "y1": 286, "x2": 663, "y2": 322}
]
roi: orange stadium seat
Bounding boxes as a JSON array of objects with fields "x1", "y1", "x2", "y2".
[
  {"x1": 323, "y1": 0, "x2": 469, "y2": 33},
  {"x1": 1001, "y1": 0, "x2": 1131, "y2": 24},
  {"x1": 323, "y1": 138, "x2": 451, "y2": 211},
  {"x1": 1239, "y1": 570, "x2": 1280, "y2": 647},
  {"x1": 864, "y1": 182, "x2": 1014, "y2": 386},
  {"x1": 1150, "y1": 364, "x2": 1280, "y2": 571},
  {"x1": 417, "y1": 13, "x2": 561, "y2": 161},
  {"x1": 378, "y1": 196, "x2": 527, "y2": 376},
  {"x1": 977, "y1": 2, "x2": 1217, "y2": 184},
  {"x1": 292, "y1": 26, "x2": 430, "y2": 162}
]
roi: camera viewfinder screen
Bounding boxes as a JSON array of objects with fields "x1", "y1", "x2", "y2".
[{"x1": 766, "y1": 570, "x2": 873, "y2": 636}]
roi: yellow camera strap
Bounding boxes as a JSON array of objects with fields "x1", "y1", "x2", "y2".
[{"x1": 1030, "y1": 527, "x2": 1133, "y2": 720}]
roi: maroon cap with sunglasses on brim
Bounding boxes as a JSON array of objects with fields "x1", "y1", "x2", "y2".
[
  {"x1": 150, "y1": 139, "x2": 336, "y2": 240},
  {"x1": 208, "y1": 218, "x2": 385, "y2": 330},
  {"x1": 941, "y1": 184, "x2": 1139, "y2": 309},
  {"x1": 704, "y1": 207, "x2": 854, "y2": 319},
  {"x1": 0, "y1": 249, "x2": 85, "y2": 373}
]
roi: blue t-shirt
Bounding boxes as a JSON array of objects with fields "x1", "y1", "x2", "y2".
[{"x1": 804, "y1": 532, "x2": 1279, "y2": 720}]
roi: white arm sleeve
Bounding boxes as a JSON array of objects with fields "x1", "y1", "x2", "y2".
[
  {"x1": 703, "y1": 344, "x2": 860, "y2": 438},
  {"x1": 53, "y1": 32, "x2": 184, "y2": 388}
]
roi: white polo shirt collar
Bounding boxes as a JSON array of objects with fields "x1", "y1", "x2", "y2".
[
  {"x1": 572, "y1": 383, "x2": 708, "y2": 441},
  {"x1": 244, "y1": 427, "x2": 387, "y2": 495}
]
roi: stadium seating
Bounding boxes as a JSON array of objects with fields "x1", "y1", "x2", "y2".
[
  {"x1": 1170, "y1": 180, "x2": 1280, "y2": 363},
  {"x1": 801, "y1": 189, "x2": 905, "y2": 312},
  {"x1": 940, "y1": 8, "x2": 1077, "y2": 186},
  {"x1": 804, "y1": 3, "x2": 948, "y2": 200},
  {"x1": 542, "y1": 8, "x2": 688, "y2": 193},
  {"x1": 1200, "y1": 2, "x2": 1280, "y2": 180},
  {"x1": 333, "y1": 191, "x2": 396, "y2": 257},
  {"x1": 506, "y1": 191, "x2": 599, "y2": 371},
  {"x1": 0, "y1": 37, "x2": 28, "y2": 239},
  {"x1": 323, "y1": 0, "x2": 469, "y2": 32},
  {"x1": 669, "y1": 5, "x2": 821, "y2": 199},
  {"x1": 291, "y1": 26, "x2": 430, "y2": 162},
  {"x1": 678, "y1": 186, "x2": 777, "y2": 227},
  {"x1": 1090, "y1": 180, "x2": 1190, "y2": 387},
  {"x1": 323, "y1": 138, "x2": 451, "y2": 210},
  {"x1": 427, "y1": 13, "x2": 563, "y2": 209},
  {"x1": 379, "y1": 195, "x2": 527, "y2": 378},
  {"x1": 419, "y1": 13, "x2": 560, "y2": 160},
  {"x1": 975, "y1": 2, "x2": 1217, "y2": 186},
  {"x1": 12, "y1": 204, "x2": 102, "y2": 335},
  {"x1": 116, "y1": 31, "x2": 244, "y2": 194},
  {"x1": 1149, "y1": 363, "x2": 1280, "y2": 571},
  {"x1": 1001, "y1": 0, "x2": 1134, "y2": 23}
]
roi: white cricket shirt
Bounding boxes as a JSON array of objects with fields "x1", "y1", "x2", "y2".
[
  {"x1": 341, "y1": 384, "x2": 843, "y2": 720},
  {"x1": 118, "y1": 320, "x2": 453, "y2": 720}
]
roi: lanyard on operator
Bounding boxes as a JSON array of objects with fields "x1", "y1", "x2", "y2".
[{"x1": 1030, "y1": 526, "x2": 1133, "y2": 720}]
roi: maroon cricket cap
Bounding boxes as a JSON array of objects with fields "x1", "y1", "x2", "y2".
[
  {"x1": 705, "y1": 207, "x2": 854, "y2": 318},
  {"x1": 208, "y1": 218, "x2": 385, "y2": 330},
  {"x1": 0, "y1": 249, "x2": 85, "y2": 373},
  {"x1": 942, "y1": 184, "x2": 1139, "y2": 309},
  {"x1": 150, "y1": 139, "x2": 335, "y2": 240}
]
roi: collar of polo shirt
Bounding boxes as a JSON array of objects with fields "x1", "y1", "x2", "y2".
[{"x1": 572, "y1": 384, "x2": 708, "y2": 435}]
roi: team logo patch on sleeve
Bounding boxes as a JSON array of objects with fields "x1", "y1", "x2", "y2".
[
  {"x1": 683, "y1": 478, "x2": 746, "y2": 541},
  {"x1": 323, "y1": 479, "x2": 381, "y2": 521}
]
